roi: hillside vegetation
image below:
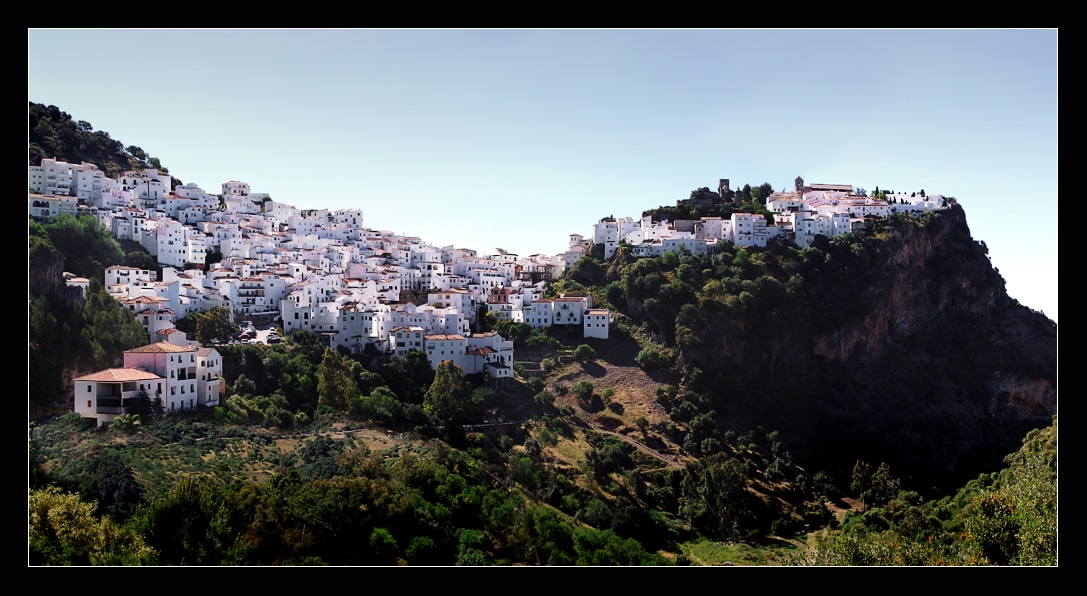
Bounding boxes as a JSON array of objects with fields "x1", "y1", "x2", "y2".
[
  {"x1": 27, "y1": 105, "x2": 1056, "y2": 565},
  {"x1": 558, "y1": 204, "x2": 1056, "y2": 493},
  {"x1": 29, "y1": 102, "x2": 172, "y2": 180}
]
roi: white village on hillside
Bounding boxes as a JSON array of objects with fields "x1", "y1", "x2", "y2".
[{"x1": 29, "y1": 159, "x2": 946, "y2": 427}]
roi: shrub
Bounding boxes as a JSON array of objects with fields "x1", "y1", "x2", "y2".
[
  {"x1": 572, "y1": 380, "x2": 594, "y2": 402},
  {"x1": 573, "y1": 344, "x2": 597, "y2": 362},
  {"x1": 534, "y1": 390, "x2": 556, "y2": 408},
  {"x1": 636, "y1": 344, "x2": 672, "y2": 372}
]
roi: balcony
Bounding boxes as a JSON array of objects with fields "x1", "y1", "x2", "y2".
[
  {"x1": 177, "y1": 368, "x2": 198, "y2": 381},
  {"x1": 96, "y1": 392, "x2": 149, "y2": 415},
  {"x1": 96, "y1": 397, "x2": 123, "y2": 415}
]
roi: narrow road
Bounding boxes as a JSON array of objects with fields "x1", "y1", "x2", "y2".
[{"x1": 595, "y1": 429, "x2": 685, "y2": 469}]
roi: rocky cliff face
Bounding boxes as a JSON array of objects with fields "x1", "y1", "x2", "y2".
[
  {"x1": 29, "y1": 236, "x2": 67, "y2": 300},
  {"x1": 672, "y1": 203, "x2": 1056, "y2": 491},
  {"x1": 812, "y1": 204, "x2": 1003, "y2": 361},
  {"x1": 808, "y1": 204, "x2": 1055, "y2": 419}
]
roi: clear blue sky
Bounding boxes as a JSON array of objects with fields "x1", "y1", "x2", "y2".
[{"x1": 28, "y1": 29, "x2": 1057, "y2": 323}]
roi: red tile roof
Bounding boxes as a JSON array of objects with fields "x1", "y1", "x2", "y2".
[
  {"x1": 75, "y1": 368, "x2": 162, "y2": 382},
  {"x1": 125, "y1": 342, "x2": 196, "y2": 354}
]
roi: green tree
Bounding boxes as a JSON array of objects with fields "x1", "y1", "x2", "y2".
[
  {"x1": 751, "y1": 182, "x2": 774, "y2": 206},
  {"x1": 317, "y1": 348, "x2": 358, "y2": 412},
  {"x1": 195, "y1": 306, "x2": 236, "y2": 344},
  {"x1": 39, "y1": 214, "x2": 125, "y2": 284},
  {"x1": 534, "y1": 390, "x2": 556, "y2": 409},
  {"x1": 851, "y1": 460, "x2": 874, "y2": 510},
  {"x1": 124, "y1": 249, "x2": 158, "y2": 272},
  {"x1": 572, "y1": 380, "x2": 594, "y2": 402},
  {"x1": 572, "y1": 344, "x2": 597, "y2": 362},
  {"x1": 378, "y1": 350, "x2": 434, "y2": 404},
  {"x1": 134, "y1": 476, "x2": 232, "y2": 565},
  {"x1": 869, "y1": 462, "x2": 901, "y2": 505},
  {"x1": 423, "y1": 360, "x2": 473, "y2": 426},
  {"x1": 967, "y1": 493, "x2": 1020, "y2": 565},
  {"x1": 80, "y1": 281, "x2": 147, "y2": 369},
  {"x1": 29, "y1": 486, "x2": 154, "y2": 565},
  {"x1": 680, "y1": 456, "x2": 753, "y2": 540},
  {"x1": 635, "y1": 344, "x2": 672, "y2": 372},
  {"x1": 126, "y1": 145, "x2": 148, "y2": 161},
  {"x1": 353, "y1": 386, "x2": 402, "y2": 425}
]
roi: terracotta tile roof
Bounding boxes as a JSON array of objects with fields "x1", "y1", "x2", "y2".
[
  {"x1": 75, "y1": 368, "x2": 162, "y2": 382},
  {"x1": 126, "y1": 295, "x2": 167, "y2": 304},
  {"x1": 125, "y1": 342, "x2": 196, "y2": 354}
]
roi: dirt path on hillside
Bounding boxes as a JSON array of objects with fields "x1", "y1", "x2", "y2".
[
  {"x1": 548, "y1": 338, "x2": 684, "y2": 464},
  {"x1": 595, "y1": 428, "x2": 684, "y2": 469}
]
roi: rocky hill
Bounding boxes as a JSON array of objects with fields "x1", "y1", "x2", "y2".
[
  {"x1": 569, "y1": 204, "x2": 1057, "y2": 493},
  {"x1": 28, "y1": 102, "x2": 171, "y2": 180},
  {"x1": 26, "y1": 103, "x2": 1056, "y2": 563}
]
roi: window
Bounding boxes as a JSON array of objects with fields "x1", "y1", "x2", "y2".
[
  {"x1": 87, "y1": 386, "x2": 92, "y2": 392},
  {"x1": 87, "y1": 400, "x2": 92, "y2": 407}
]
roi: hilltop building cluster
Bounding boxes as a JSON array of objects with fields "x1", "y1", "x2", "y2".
[
  {"x1": 571, "y1": 176, "x2": 947, "y2": 261},
  {"x1": 31, "y1": 158, "x2": 942, "y2": 427},
  {"x1": 30, "y1": 158, "x2": 617, "y2": 425}
]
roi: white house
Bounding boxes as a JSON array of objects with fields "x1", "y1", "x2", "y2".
[
  {"x1": 74, "y1": 342, "x2": 222, "y2": 427},
  {"x1": 552, "y1": 295, "x2": 590, "y2": 326},
  {"x1": 465, "y1": 331, "x2": 515, "y2": 383},
  {"x1": 74, "y1": 368, "x2": 164, "y2": 428},
  {"x1": 28, "y1": 194, "x2": 78, "y2": 219},
  {"x1": 583, "y1": 309, "x2": 611, "y2": 339},
  {"x1": 391, "y1": 326, "x2": 426, "y2": 357},
  {"x1": 523, "y1": 299, "x2": 554, "y2": 328},
  {"x1": 424, "y1": 334, "x2": 468, "y2": 371}
]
